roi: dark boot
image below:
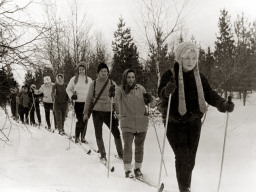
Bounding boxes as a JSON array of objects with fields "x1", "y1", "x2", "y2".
[
  {"x1": 96, "y1": 139, "x2": 106, "y2": 159},
  {"x1": 134, "y1": 168, "x2": 143, "y2": 179},
  {"x1": 114, "y1": 138, "x2": 123, "y2": 159}
]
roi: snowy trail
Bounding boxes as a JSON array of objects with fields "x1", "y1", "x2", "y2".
[{"x1": 1, "y1": 93, "x2": 256, "y2": 192}]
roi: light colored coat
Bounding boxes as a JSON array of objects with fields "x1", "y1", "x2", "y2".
[
  {"x1": 66, "y1": 75, "x2": 92, "y2": 103},
  {"x1": 115, "y1": 84, "x2": 150, "y2": 133},
  {"x1": 39, "y1": 83, "x2": 54, "y2": 103},
  {"x1": 83, "y1": 77, "x2": 118, "y2": 114}
]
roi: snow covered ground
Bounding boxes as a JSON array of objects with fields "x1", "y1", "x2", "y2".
[{"x1": 1, "y1": 93, "x2": 256, "y2": 192}]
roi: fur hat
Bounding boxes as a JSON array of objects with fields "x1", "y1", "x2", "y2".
[
  {"x1": 174, "y1": 42, "x2": 207, "y2": 115},
  {"x1": 97, "y1": 62, "x2": 109, "y2": 73},
  {"x1": 44, "y1": 76, "x2": 51, "y2": 84}
]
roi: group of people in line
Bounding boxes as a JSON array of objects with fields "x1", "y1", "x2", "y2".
[{"x1": 9, "y1": 42, "x2": 235, "y2": 192}]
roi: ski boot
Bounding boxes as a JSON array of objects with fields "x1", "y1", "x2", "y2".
[{"x1": 134, "y1": 168, "x2": 143, "y2": 180}]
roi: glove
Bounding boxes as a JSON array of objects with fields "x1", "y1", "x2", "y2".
[
  {"x1": 71, "y1": 94, "x2": 77, "y2": 100},
  {"x1": 83, "y1": 114, "x2": 88, "y2": 121},
  {"x1": 224, "y1": 101, "x2": 234, "y2": 112},
  {"x1": 109, "y1": 85, "x2": 115, "y2": 97},
  {"x1": 143, "y1": 93, "x2": 153, "y2": 105},
  {"x1": 164, "y1": 77, "x2": 176, "y2": 97}
]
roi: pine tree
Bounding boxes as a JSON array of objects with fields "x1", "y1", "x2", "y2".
[
  {"x1": 145, "y1": 44, "x2": 174, "y2": 95},
  {"x1": 214, "y1": 9, "x2": 235, "y2": 98},
  {"x1": 198, "y1": 47, "x2": 215, "y2": 85},
  {"x1": 110, "y1": 17, "x2": 143, "y2": 85},
  {"x1": 234, "y1": 13, "x2": 255, "y2": 105}
]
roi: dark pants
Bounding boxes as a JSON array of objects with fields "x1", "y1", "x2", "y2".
[
  {"x1": 166, "y1": 119, "x2": 202, "y2": 192},
  {"x1": 10, "y1": 101, "x2": 16, "y2": 117},
  {"x1": 92, "y1": 110, "x2": 123, "y2": 157},
  {"x1": 30, "y1": 102, "x2": 41, "y2": 124},
  {"x1": 43, "y1": 102, "x2": 56, "y2": 129},
  {"x1": 55, "y1": 103, "x2": 68, "y2": 132},
  {"x1": 20, "y1": 107, "x2": 29, "y2": 124},
  {"x1": 18, "y1": 104, "x2": 23, "y2": 120},
  {"x1": 74, "y1": 102, "x2": 87, "y2": 139}
]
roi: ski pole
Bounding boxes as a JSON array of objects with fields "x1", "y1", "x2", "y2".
[
  {"x1": 107, "y1": 96, "x2": 114, "y2": 178},
  {"x1": 217, "y1": 96, "x2": 232, "y2": 192},
  {"x1": 148, "y1": 103, "x2": 168, "y2": 176},
  {"x1": 67, "y1": 101, "x2": 75, "y2": 150},
  {"x1": 151, "y1": 115, "x2": 168, "y2": 176},
  {"x1": 157, "y1": 94, "x2": 172, "y2": 191}
]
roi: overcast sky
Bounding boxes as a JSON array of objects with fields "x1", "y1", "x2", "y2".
[
  {"x1": 27, "y1": 0, "x2": 256, "y2": 51},
  {"x1": 12, "y1": 0, "x2": 256, "y2": 84}
]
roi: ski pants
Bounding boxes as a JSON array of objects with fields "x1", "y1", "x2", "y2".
[
  {"x1": 92, "y1": 110, "x2": 123, "y2": 157},
  {"x1": 30, "y1": 102, "x2": 41, "y2": 124},
  {"x1": 43, "y1": 102, "x2": 56, "y2": 129},
  {"x1": 55, "y1": 103, "x2": 68, "y2": 132},
  {"x1": 166, "y1": 119, "x2": 202, "y2": 192},
  {"x1": 74, "y1": 102, "x2": 87, "y2": 139},
  {"x1": 10, "y1": 101, "x2": 16, "y2": 117},
  {"x1": 122, "y1": 131, "x2": 147, "y2": 172},
  {"x1": 20, "y1": 107, "x2": 29, "y2": 124}
]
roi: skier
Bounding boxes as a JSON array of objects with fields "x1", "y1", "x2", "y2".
[
  {"x1": 20, "y1": 85, "x2": 30, "y2": 124},
  {"x1": 18, "y1": 86, "x2": 25, "y2": 121},
  {"x1": 158, "y1": 42, "x2": 235, "y2": 192},
  {"x1": 9, "y1": 87, "x2": 18, "y2": 119},
  {"x1": 29, "y1": 84, "x2": 42, "y2": 126},
  {"x1": 66, "y1": 62, "x2": 92, "y2": 143},
  {"x1": 83, "y1": 62, "x2": 123, "y2": 160},
  {"x1": 52, "y1": 74, "x2": 69, "y2": 135},
  {"x1": 39, "y1": 76, "x2": 56, "y2": 130},
  {"x1": 114, "y1": 69, "x2": 156, "y2": 178}
]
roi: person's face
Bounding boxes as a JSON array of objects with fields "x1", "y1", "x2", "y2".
[
  {"x1": 182, "y1": 50, "x2": 197, "y2": 72},
  {"x1": 78, "y1": 66, "x2": 86, "y2": 76},
  {"x1": 57, "y1": 76, "x2": 64, "y2": 84},
  {"x1": 126, "y1": 72, "x2": 135, "y2": 86},
  {"x1": 24, "y1": 87, "x2": 28, "y2": 92},
  {"x1": 98, "y1": 68, "x2": 108, "y2": 78}
]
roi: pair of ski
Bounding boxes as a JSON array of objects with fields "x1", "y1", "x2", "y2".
[
  {"x1": 66, "y1": 135, "x2": 115, "y2": 172},
  {"x1": 66, "y1": 135, "x2": 91, "y2": 155},
  {"x1": 128, "y1": 175, "x2": 165, "y2": 192}
]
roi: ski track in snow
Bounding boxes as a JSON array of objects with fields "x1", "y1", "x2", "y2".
[{"x1": 1, "y1": 92, "x2": 256, "y2": 192}]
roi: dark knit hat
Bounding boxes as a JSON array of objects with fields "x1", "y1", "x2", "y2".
[{"x1": 97, "y1": 62, "x2": 109, "y2": 73}]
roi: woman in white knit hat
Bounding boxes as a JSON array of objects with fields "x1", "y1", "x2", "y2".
[
  {"x1": 158, "y1": 42, "x2": 234, "y2": 192},
  {"x1": 66, "y1": 61, "x2": 92, "y2": 143}
]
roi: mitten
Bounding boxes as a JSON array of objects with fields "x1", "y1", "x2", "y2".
[
  {"x1": 165, "y1": 77, "x2": 176, "y2": 97},
  {"x1": 143, "y1": 93, "x2": 153, "y2": 104},
  {"x1": 109, "y1": 85, "x2": 115, "y2": 97},
  {"x1": 71, "y1": 94, "x2": 77, "y2": 100},
  {"x1": 224, "y1": 101, "x2": 234, "y2": 112}
]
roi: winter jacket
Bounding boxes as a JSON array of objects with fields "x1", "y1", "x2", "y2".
[
  {"x1": 66, "y1": 75, "x2": 92, "y2": 102},
  {"x1": 52, "y1": 83, "x2": 69, "y2": 105},
  {"x1": 20, "y1": 92, "x2": 30, "y2": 108},
  {"x1": 83, "y1": 77, "x2": 118, "y2": 114},
  {"x1": 158, "y1": 63, "x2": 226, "y2": 122},
  {"x1": 39, "y1": 83, "x2": 54, "y2": 103},
  {"x1": 115, "y1": 84, "x2": 149, "y2": 133}
]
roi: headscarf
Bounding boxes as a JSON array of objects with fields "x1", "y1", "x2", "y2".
[{"x1": 122, "y1": 69, "x2": 136, "y2": 94}]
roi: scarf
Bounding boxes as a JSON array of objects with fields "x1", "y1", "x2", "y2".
[{"x1": 175, "y1": 42, "x2": 207, "y2": 115}]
